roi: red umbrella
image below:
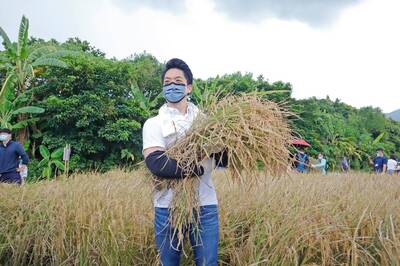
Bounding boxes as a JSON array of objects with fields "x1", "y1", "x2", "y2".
[{"x1": 291, "y1": 139, "x2": 311, "y2": 147}]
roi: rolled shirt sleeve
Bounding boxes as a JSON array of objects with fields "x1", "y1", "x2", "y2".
[{"x1": 142, "y1": 117, "x2": 166, "y2": 152}]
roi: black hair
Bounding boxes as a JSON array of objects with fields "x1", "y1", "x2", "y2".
[
  {"x1": 161, "y1": 58, "x2": 193, "y2": 85},
  {"x1": 0, "y1": 128, "x2": 11, "y2": 134},
  {"x1": 390, "y1": 154, "x2": 397, "y2": 161},
  {"x1": 376, "y1": 147, "x2": 384, "y2": 152}
]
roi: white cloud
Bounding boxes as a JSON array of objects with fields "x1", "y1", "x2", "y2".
[
  {"x1": 0, "y1": 0, "x2": 399, "y2": 112},
  {"x1": 214, "y1": 0, "x2": 363, "y2": 26}
]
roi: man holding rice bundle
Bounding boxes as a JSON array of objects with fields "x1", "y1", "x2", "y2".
[{"x1": 142, "y1": 58, "x2": 224, "y2": 266}]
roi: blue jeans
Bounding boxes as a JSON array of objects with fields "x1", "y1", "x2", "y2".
[{"x1": 154, "y1": 205, "x2": 219, "y2": 266}]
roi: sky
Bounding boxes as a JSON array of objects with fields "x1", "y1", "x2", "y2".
[{"x1": 0, "y1": 0, "x2": 399, "y2": 113}]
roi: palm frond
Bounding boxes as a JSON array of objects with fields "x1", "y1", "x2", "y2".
[
  {"x1": 0, "y1": 98, "x2": 13, "y2": 113},
  {"x1": 12, "y1": 106, "x2": 45, "y2": 115},
  {"x1": 32, "y1": 57, "x2": 68, "y2": 68},
  {"x1": 17, "y1": 15, "x2": 29, "y2": 58},
  {"x1": 10, "y1": 120, "x2": 29, "y2": 130},
  {"x1": 11, "y1": 117, "x2": 40, "y2": 129},
  {"x1": 0, "y1": 74, "x2": 15, "y2": 102},
  {"x1": 0, "y1": 53, "x2": 10, "y2": 64},
  {"x1": 0, "y1": 117, "x2": 13, "y2": 129},
  {"x1": 27, "y1": 47, "x2": 79, "y2": 63},
  {"x1": 0, "y1": 26, "x2": 12, "y2": 49},
  {"x1": 0, "y1": 62, "x2": 13, "y2": 71},
  {"x1": 27, "y1": 45, "x2": 58, "y2": 62},
  {"x1": 13, "y1": 88, "x2": 32, "y2": 104},
  {"x1": 130, "y1": 84, "x2": 150, "y2": 111},
  {"x1": 23, "y1": 64, "x2": 35, "y2": 78},
  {"x1": 149, "y1": 91, "x2": 163, "y2": 108}
]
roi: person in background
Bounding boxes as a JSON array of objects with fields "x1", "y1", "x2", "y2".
[
  {"x1": 294, "y1": 147, "x2": 309, "y2": 173},
  {"x1": 341, "y1": 156, "x2": 350, "y2": 172},
  {"x1": 369, "y1": 148, "x2": 388, "y2": 174},
  {"x1": 312, "y1": 153, "x2": 327, "y2": 175},
  {"x1": 0, "y1": 128, "x2": 29, "y2": 185},
  {"x1": 387, "y1": 155, "x2": 398, "y2": 175}
]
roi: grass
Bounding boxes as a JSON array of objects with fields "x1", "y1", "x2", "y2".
[{"x1": 0, "y1": 170, "x2": 399, "y2": 265}]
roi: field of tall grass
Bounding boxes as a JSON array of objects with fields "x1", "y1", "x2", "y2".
[{"x1": 0, "y1": 170, "x2": 399, "y2": 265}]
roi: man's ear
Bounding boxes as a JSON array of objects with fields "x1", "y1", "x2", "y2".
[{"x1": 186, "y1": 84, "x2": 193, "y2": 94}]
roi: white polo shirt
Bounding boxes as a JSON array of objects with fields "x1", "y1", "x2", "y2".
[{"x1": 142, "y1": 102, "x2": 218, "y2": 208}]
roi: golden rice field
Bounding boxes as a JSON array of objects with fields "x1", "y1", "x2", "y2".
[{"x1": 0, "y1": 170, "x2": 399, "y2": 265}]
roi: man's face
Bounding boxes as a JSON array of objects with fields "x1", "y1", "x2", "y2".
[
  {"x1": 0, "y1": 132, "x2": 11, "y2": 142},
  {"x1": 377, "y1": 150, "x2": 384, "y2": 157},
  {"x1": 163, "y1": 68, "x2": 192, "y2": 95}
]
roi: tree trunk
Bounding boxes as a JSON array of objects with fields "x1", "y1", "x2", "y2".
[{"x1": 17, "y1": 113, "x2": 28, "y2": 144}]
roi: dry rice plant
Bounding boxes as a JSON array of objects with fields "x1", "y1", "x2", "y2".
[{"x1": 0, "y1": 170, "x2": 399, "y2": 265}]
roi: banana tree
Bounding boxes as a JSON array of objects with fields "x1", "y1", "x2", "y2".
[
  {"x1": 0, "y1": 88, "x2": 44, "y2": 129},
  {"x1": 0, "y1": 16, "x2": 70, "y2": 97},
  {"x1": 38, "y1": 145, "x2": 65, "y2": 179},
  {"x1": 191, "y1": 80, "x2": 225, "y2": 109},
  {"x1": 130, "y1": 83, "x2": 162, "y2": 118},
  {"x1": 0, "y1": 15, "x2": 74, "y2": 142}
]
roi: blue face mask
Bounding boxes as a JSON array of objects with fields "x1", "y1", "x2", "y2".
[
  {"x1": 163, "y1": 82, "x2": 187, "y2": 103},
  {"x1": 0, "y1": 135, "x2": 8, "y2": 142}
]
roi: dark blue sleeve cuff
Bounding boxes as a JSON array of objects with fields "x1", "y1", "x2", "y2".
[{"x1": 145, "y1": 150, "x2": 204, "y2": 179}]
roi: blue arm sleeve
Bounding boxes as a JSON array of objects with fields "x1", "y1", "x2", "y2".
[{"x1": 145, "y1": 150, "x2": 204, "y2": 179}]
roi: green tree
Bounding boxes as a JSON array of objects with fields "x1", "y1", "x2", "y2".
[{"x1": 29, "y1": 49, "x2": 156, "y2": 172}]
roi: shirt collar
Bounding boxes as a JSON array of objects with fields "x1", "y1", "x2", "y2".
[
  {"x1": 159, "y1": 102, "x2": 198, "y2": 119},
  {"x1": 1, "y1": 140, "x2": 13, "y2": 148}
]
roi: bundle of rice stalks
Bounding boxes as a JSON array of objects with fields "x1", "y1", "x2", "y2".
[
  {"x1": 167, "y1": 93, "x2": 292, "y2": 180},
  {"x1": 153, "y1": 93, "x2": 293, "y2": 247}
]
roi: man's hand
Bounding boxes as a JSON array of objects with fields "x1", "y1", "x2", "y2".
[
  {"x1": 200, "y1": 159, "x2": 214, "y2": 174},
  {"x1": 17, "y1": 164, "x2": 27, "y2": 172},
  {"x1": 367, "y1": 156, "x2": 374, "y2": 165}
]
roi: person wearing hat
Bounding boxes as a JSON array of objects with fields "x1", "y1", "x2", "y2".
[{"x1": 0, "y1": 128, "x2": 29, "y2": 184}]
